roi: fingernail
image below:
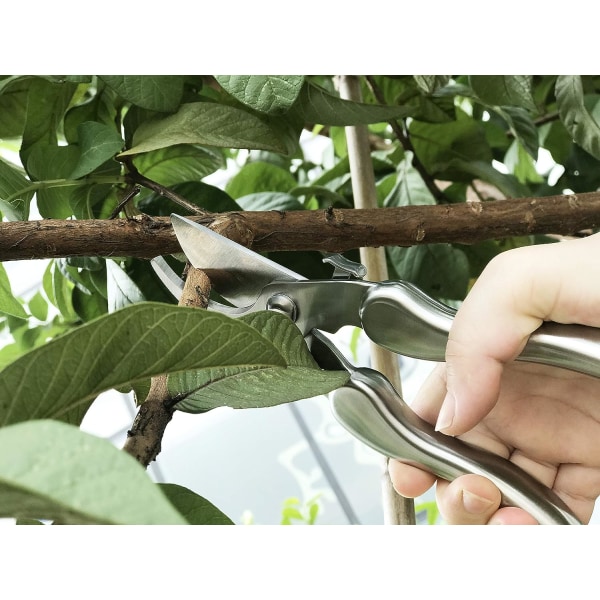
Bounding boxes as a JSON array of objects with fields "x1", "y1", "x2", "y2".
[
  {"x1": 462, "y1": 490, "x2": 496, "y2": 515},
  {"x1": 435, "y1": 391, "x2": 456, "y2": 433}
]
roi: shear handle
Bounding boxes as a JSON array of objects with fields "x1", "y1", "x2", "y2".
[
  {"x1": 309, "y1": 330, "x2": 581, "y2": 525},
  {"x1": 360, "y1": 281, "x2": 600, "y2": 379}
]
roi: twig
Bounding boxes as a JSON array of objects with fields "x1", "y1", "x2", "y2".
[
  {"x1": 365, "y1": 75, "x2": 448, "y2": 204},
  {"x1": 122, "y1": 267, "x2": 212, "y2": 467},
  {"x1": 119, "y1": 155, "x2": 211, "y2": 216},
  {"x1": 338, "y1": 75, "x2": 416, "y2": 526}
]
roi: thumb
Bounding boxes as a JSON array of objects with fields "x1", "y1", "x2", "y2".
[{"x1": 436, "y1": 234, "x2": 600, "y2": 436}]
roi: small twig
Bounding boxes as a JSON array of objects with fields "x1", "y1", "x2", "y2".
[
  {"x1": 119, "y1": 155, "x2": 211, "y2": 216},
  {"x1": 365, "y1": 75, "x2": 448, "y2": 204},
  {"x1": 122, "y1": 267, "x2": 212, "y2": 467},
  {"x1": 108, "y1": 185, "x2": 141, "y2": 219}
]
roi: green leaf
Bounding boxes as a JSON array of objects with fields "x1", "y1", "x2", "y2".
[
  {"x1": 158, "y1": 483, "x2": 233, "y2": 525},
  {"x1": 215, "y1": 75, "x2": 305, "y2": 114},
  {"x1": 413, "y1": 76, "x2": 451, "y2": 94},
  {"x1": 0, "y1": 157, "x2": 34, "y2": 220},
  {"x1": 384, "y1": 154, "x2": 436, "y2": 207},
  {"x1": 556, "y1": 75, "x2": 600, "y2": 161},
  {"x1": 495, "y1": 105, "x2": 539, "y2": 158},
  {"x1": 169, "y1": 311, "x2": 349, "y2": 413},
  {"x1": 235, "y1": 192, "x2": 304, "y2": 211},
  {"x1": 99, "y1": 75, "x2": 184, "y2": 112},
  {"x1": 69, "y1": 122, "x2": 124, "y2": 179},
  {"x1": 120, "y1": 103, "x2": 288, "y2": 156},
  {"x1": 294, "y1": 82, "x2": 414, "y2": 126},
  {"x1": 106, "y1": 260, "x2": 145, "y2": 312},
  {"x1": 0, "y1": 420, "x2": 186, "y2": 524},
  {"x1": 20, "y1": 77, "x2": 78, "y2": 165},
  {"x1": 446, "y1": 158, "x2": 529, "y2": 198},
  {"x1": 225, "y1": 161, "x2": 297, "y2": 198},
  {"x1": 26, "y1": 144, "x2": 81, "y2": 219},
  {"x1": 388, "y1": 244, "x2": 470, "y2": 300},
  {"x1": 0, "y1": 77, "x2": 30, "y2": 138},
  {"x1": 0, "y1": 304, "x2": 340, "y2": 427},
  {"x1": 28, "y1": 291, "x2": 48, "y2": 321},
  {"x1": 132, "y1": 144, "x2": 224, "y2": 187},
  {"x1": 0, "y1": 264, "x2": 28, "y2": 319},
  {"x1": 409, "y1": 115, "x2": 492, "y2": 181},
  {"x1": 469, "y1": 76, "x2": 537, "y2": 112}
]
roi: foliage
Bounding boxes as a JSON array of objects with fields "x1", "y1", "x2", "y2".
[{"x1": 0, "y1": 74, "x2": 599, "y2": 524}]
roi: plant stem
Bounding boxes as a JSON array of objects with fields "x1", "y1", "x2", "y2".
[{"x1": 338, "y1": 75, "x2": 416, "y2": 526}]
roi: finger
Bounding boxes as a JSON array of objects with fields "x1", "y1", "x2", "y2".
[
  {"x1": 437, "y1": 234, "x2": 600, "y2": 436},
  {"x1": 388, "y1": 459, "x2": 437, "y2": 498},
  {"x1": 435, "y1": 475, "x2": 503, "y2": 525}
]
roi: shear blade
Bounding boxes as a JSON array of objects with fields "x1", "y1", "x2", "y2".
[{"x1": 170, "y1": 214, "x2": 304, "y2": 307}]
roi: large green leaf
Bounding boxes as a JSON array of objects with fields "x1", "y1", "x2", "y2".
[
  {"x1": 388, "y1": 244, "x2": 470, "y2": 300},
  {"x1": 170, "y1": 312, "x2": 348, "y2": 412},
  {"x1": 383, "y1": 154, "x2": 436, "y2": 207},
  {"x1": 236, "y1": 192, "x2": 304, "y2": 211},
  {"x1": 0, "y1": 420, "x2": 186, "y2": 524},
  {"x1": 409, "y1": 115, "x2": 492, "y2": 180},
  {"x1": 0, "y1": 263, "x2": 28, "y2": 319},
  {"x1": 0, "y1": 304, "x2": 345, "y2": 427},
  {"x1": 469, "y1": 76, "x2": 537, "y2": 112},
  {"x1": 0, "y1": 157, "x2": 34, "y2": 220},
  {"x1": 26, "y1": 144, "x2": 81, "y2": 219},
  {"x1": 294, "y1": 82, "x2": 415, "y2": 126},
  {"x1": 158, "y1": 483, "x2": 234, "y2": 525},
  {"x1": 99, "y1": 75, "x2": 184, "y2": 112},
  {"x1": 132, "y1": 144, "x2": 224, "y2": 187},
  {"x1": 215, "y1": 75, "x2": 305, "y2": 114},
  {"x1": 556, "y1": 75, "x2": 600, "y2": 161},
  {"x1": 495, "y1": 105, "x2": 539, "y2": 158},
  {"x1": 20, "y1": 77, "x2": 78, "y2": 165},
  {"x1": 69, "y1": 121, "x2": 124, "y2": 179},
  {"x1": 225, "y1": 161, "x2": 297, "y2": 198},
  {"x1": 120, "y1": 103, "x2": 288, "y2": 156}
]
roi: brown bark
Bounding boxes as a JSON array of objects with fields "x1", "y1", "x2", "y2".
[
  {"x1": 0, "y1": 193, "x2": 598, "y2": 262},
  {"x1": 122, "y1": 267, "x2": 211, "y2": 467}
]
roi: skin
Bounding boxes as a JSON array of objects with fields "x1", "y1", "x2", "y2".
[{"x1": 389, "y1": 233, "x2": 600, "y2": 524}]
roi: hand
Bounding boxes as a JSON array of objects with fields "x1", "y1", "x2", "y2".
[{"x1": 389, "y1": 233, "x2": 600, "y2": 524}]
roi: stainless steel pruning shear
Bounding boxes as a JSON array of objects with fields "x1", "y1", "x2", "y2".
[{"x1": 153, "y1": 214, "x2": 600, "y2": 525}]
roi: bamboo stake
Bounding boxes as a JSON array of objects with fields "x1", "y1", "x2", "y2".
[{"x1": 337, "y1": 75, "x2": 416, "y2": 525}]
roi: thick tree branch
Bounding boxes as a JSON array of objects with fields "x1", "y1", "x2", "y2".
[{"x1": 1, "y1": 193, "x2": 600, "y2": 261}]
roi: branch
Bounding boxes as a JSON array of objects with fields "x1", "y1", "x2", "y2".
[
  {"x1": 122, "y1": 266, "x2": 211, "y2": 467},
  {"x1": 1, "y1": 193, "x2": 600, "y2": 261}
]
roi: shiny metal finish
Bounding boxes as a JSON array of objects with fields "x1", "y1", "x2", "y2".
[
  {"x1": 360, "y1": 281, "x2": 600, "y2": 379},
  {"x1": 310, "y1": 330, "x2": 580, "y2": 525},
  {"x1": 170, "y1": 214, "x2": 301, "y2": 307},
  {"x1": 159, "y1": 213, "x2": 600, "y2": 523}
]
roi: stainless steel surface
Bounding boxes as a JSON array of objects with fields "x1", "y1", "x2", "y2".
[
  {"x1": 310, "y1": 330, "x2": 581, "y2": 525},
  {"x1": 151, "y1": 256, "x2": 184, "y2": 298},
  {"x1": 360, "y1": 281, "x2": 600, "y2": 379},
  {"x1": 171, "y1": 214, "x2": 301, "y2": 307}
]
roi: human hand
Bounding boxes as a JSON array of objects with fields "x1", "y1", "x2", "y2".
[{"x1": 390, "y1": 233, "x2": 600, "y2": 524}]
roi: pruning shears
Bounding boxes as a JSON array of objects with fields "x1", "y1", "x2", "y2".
[{"x1": 152, "y1": 214, "x2": 600, "y2": 525}]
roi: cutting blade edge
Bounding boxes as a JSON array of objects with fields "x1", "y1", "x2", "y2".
[{"x1": 170, "y1": 214, "x2": 304, "y2": 307}]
